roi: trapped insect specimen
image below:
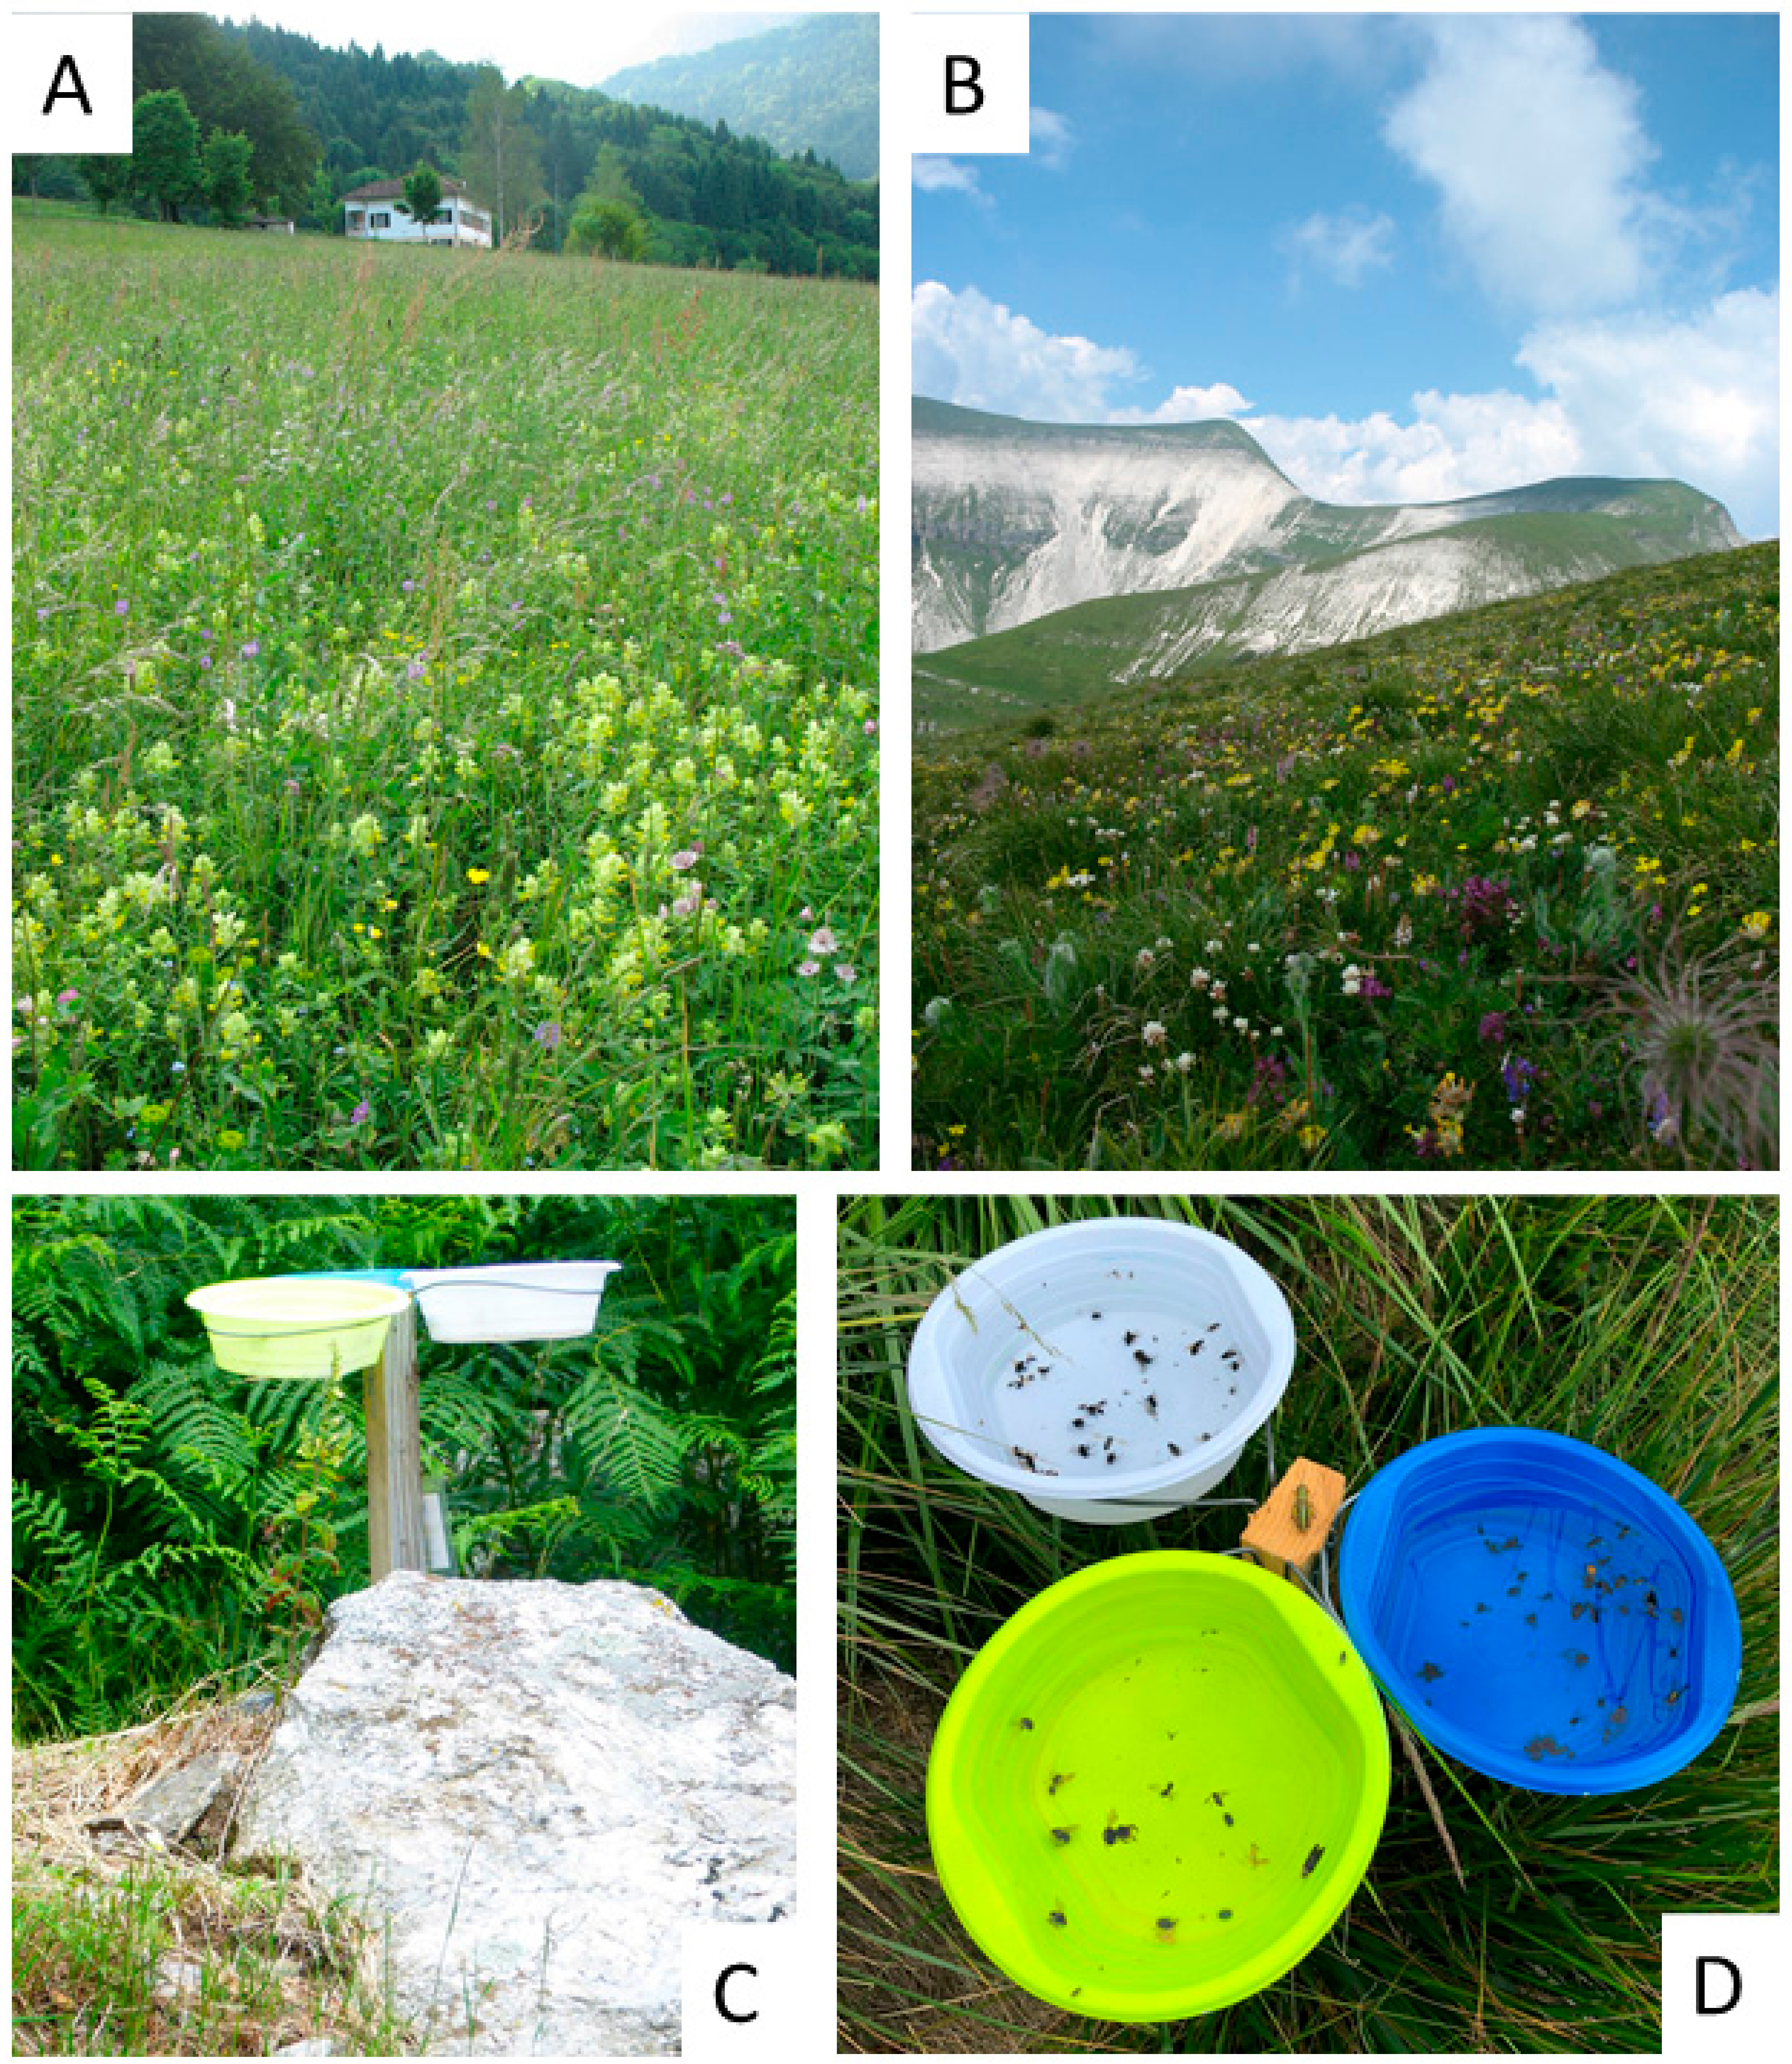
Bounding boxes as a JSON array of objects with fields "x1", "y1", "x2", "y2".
[
  {"x1": 1167, "y1": 1442, "x2": 1183, "y2": 1457},
  {"x1": 1017, "y1": 1716, "x2": 1035, "y2": 1731},
  {"x1": 1103, "y1": 1818, "x2": 1138, "y2": 1846},
  {"x1": 1217, "y1": 1908, "x2": 1233, "y2": 1921},
  {"x1": 1123, "y1": 1330, "x2": 1138, "y2": 1346},
  {"x1": 1293, "y1": 1483, "x2": 1312, "y2": 1531},
  {"x1": 1144, "y1": 1393, "x2": 1159, "y2": 1416},
  {"x1": 1302, "y1": 1845, "x2": 1325, "y2": 1878},
  {"x1": 1047, "y1": 1909, "x2": 1066, "y2": 1928},
  {"x1": 1155, "y1": 1917, "x2": 1177, "y2": 1941},
  {"x1": 1050, "y1": 1826, "x2": 1074, "y2": 1845},
  {"x1": 1047, "y1": 1771, "x2": 1073, "y2": 1794}
]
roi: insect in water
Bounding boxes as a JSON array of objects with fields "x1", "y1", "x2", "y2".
[
  {"x1": 1293, "y1": 1483, "x2": 1312, "y2": 1532},
  {"x1": 1050, "y1": 1826, "x2": 1073, "y2": 1845},
  {"x1": 1217, "y1": 1908, "x2": 1233, "y2": 1921},
  {"x1": 1123, "y1": 1330, "x2": 1138, "y2": 1346},
  {"x1": 1074, "y1": 1445, "x2": 1091, "y2": 1458},
  {"x1": 1302, "y1": 1845, "x2": 1325, "y2": 1878},
  {"x1": 1155, "y1": 1917, "x2": 1177, "y2": 1941},
  {"x1": 1017, "y1": 1717, "x2": 1035, "y2": 1731},
  {"x1": 1158, "y1": 1781, "x2": 1174, "y2": 1798},
  {"x1": 1416, "y1": 1660, "x2": 1444, "y2": 1684},
  {"x1": 1187, "y1": 1341, "x2": 1204, "y2": 1357},
  {"x1": 1144, "y1": 1393, "x2": 1159, "y2": 1417},
  {"x1": 1047, "y1": 1909, "x2": 1067, "y2": 1928},
  {"x1": 1090, "y1": 1311, "x2": 1102, "y2": 1321},
  {"x1": 1167, "y1": 1442, "x2": 1182, "y2": 1457},
  {"x1": 1047, "y1": 1772, "x2": 1072, "y2": 1794},
  {"x1": 1102, "y1": 1819, "x2": 1138, "y2": 1846}
]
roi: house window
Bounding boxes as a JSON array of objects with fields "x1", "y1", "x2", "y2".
[
  {"x1": 370, "y1": 210, "x2": 391, "y2": 229},
  {"x1": 432, "y1": 207, "x2": 452, "y2": 223}
]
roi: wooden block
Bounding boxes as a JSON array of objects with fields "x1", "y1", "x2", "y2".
[
  {"x1": 364, "y1": 1301, "x2": 426, "y2": 1580},
  {"x1": 1241, "y1": 1457, "x2": 1347, "y2": 1580}
]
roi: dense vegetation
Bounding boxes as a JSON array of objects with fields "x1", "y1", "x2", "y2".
[
  {"x1": 839, "y1": 1193, "x2": 1779, "y2": 2053},
  {"x1": 602, "y1": 14, "x2": 879, "y2": 180},
  {"x1": 14, "y1": 11, "x2": 879, "y2": 277},
  {"x1": 13, "y1": 1192, "x2": 797, "y2": 1743},
  {"x1": 913, "y1": 546, "x2": 1777, "y2": 1170},
  {"x1": 14, "y1": 216, "x2": 876, "y2": 1170}
]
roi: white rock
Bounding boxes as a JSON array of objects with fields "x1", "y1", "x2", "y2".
[{"x1": 234, "y1": 1572, "x2": 795, "y2": 2056}]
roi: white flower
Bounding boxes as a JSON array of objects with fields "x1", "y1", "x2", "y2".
[
  {"x1": 1142, "y1": 1020, "x2": 1167, "y2": 1049},
  {"x1": 807, "y1": 926, "x2": 839, "y2": 955},
  {"x1": 1175, "y1": 1052, "x2": 1195, "y2": 1073},
  {"x1": 1189, "y1": 965, "x2": 1211, "y2": 990}
]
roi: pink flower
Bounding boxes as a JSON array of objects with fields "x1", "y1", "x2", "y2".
[
  {"x1": 807, "y1": 925, "x2": 839, "y2": 955},
  {"x1": 670, "y1": 847, "x2": 701, "y2": 872},
  {"x1": 796, "y1": 960, "x2": 821, "y2": 979}
]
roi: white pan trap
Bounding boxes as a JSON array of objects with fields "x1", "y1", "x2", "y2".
[{"x1": 906, "y1": 1218, "x2": 1295, "y2": 1524}]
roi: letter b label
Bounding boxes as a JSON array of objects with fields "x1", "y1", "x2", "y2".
[
  {"x1": 909, "y1": 16, "x2": 1031, "y2": 155},
  {"x1": 945, "y1": 56, "x2": 985, "y2": 116}
]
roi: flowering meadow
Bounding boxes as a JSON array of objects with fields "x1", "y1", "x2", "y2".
[
  {"x1": 15, "y1": 214, "x2": 876, "y2": 1170},
  {"x1": 913, "y1": 546, "x2": 1777, "y2": 1170}
]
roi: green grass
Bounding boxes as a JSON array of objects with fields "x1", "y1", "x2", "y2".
[
  {"x1": 14, "y1": 215, "x2": 877, "y2": 1170},
  {"x1": 13, "y1": 1850, "x2": 412, "y2": 2056},
  {"x1": 913, "y1": 546, "x2": 1777, "y2": 1170},
  {"x1": 838, "y1": 1193, "x2": 1779, "y2": 2053}
]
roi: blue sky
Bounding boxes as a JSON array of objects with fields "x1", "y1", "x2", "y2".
[{"x1": 914, "y1": 13, "x2": 1780, "y2": 535}]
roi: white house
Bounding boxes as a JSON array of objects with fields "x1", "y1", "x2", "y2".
[{"x1": 342, "y1": 176, "x2": 493, "y2": 248}]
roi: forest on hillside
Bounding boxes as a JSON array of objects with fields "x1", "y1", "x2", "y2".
[{"x1": 12, "y1": 11, "x2": 878, "y2": 278}]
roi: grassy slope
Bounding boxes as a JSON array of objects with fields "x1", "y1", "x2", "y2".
[
  {"x1": 918, "y1": 515, "x2": 1739, "y2": 732},
  {"x1": 838, "y1": 1193, "x2": 1779, "y2": 2054},
  {"x1": 13, "y1": 216, "x2": 877, "y2": 1171},
  {"x1": 913, "y1": 544, "x2": 1778, "y2": 1171}
]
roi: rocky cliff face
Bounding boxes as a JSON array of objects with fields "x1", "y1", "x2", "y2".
[{"x1": 912, "y1": 397, "x2": 1742, "y2": 661}]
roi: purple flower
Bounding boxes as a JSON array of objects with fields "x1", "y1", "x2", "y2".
[
  {"x1": 349, "y1": 1098, "x2": 371, "y2": 1126},
  {"x1": 1359, "y1": 973, "x2": 1393, "y2": 1000},
  {"x1": 200, "y1": 655, "x2": 213, "y2": 669},
  {"x1": 532, "y1": 1020, "x2": 563, "y2": 1051},
  {"x1": 114, "y1": 599, "x2": 130, "y2": 617},
  {"x1": 408, "y1": 661, "x2": 425, "y2": 679},
  {"x1": 796, "y1": 960, "x2": 821, "y2": 979},
  {"x1": 1478, "y1": 1012, "x2": 1508, "y2": 1044},
  {"x1": 670, "y1": 848, "x2": 700, "y2": 872},
  {"x1": 402, "y1": 578, "x2": 417, "y2": 592},
  {"x1": 1501, "y1": 1055, "x2": 1539, "y2": 1103},
  {"x1": 240, "y1": 639, "x2": 260, "y2": 659}
]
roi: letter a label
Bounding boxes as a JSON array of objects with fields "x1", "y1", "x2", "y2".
[{"x1": 12, "y1": 15, "x2": 132, "y2": 151}]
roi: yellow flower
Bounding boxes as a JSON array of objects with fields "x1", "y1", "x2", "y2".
[
  {"x1": 1740, "y1": 911, "x2": 1772, "y2": 938},
  {"x1": 467, "y1": 866, "x2": 492, "y2": 885}
]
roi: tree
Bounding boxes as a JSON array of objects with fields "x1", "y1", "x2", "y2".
[
  {"x1": 402, "y1": 161, "x2": 442, "y2": 232},
  {"x1": 203, "y1": 130, "x2": 255, "y2": 226},
  {"x1": 568, "y1": 195, "x2": 647, "y2": 261},
  {"x1": 77, "y1": 154, "x2": 133, "y2": 215},
  {"x1": 131, "y1": 89, "x2": 203, "y2": 221},
  {"x1": 135, "y1": 14, "x2": 319, "y2": 212},
  {"x1": 460, "y1": 66, "x2": 543, "y2": 241}
]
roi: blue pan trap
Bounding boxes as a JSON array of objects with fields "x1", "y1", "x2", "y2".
[{"x1": 1338, "y1": 1428, "x2": 1741, "y2": 1795}]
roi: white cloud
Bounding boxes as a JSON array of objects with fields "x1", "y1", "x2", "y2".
[
  {"x1": 1518, "y1": 288, "x2": 1779, "y2": 531},
  {"x1": 1384, "y1": 16, "x2": 1654, "y2": 314},
  {"x1": 1113, "y1": 383, "x2": 1257, "y2": 426},
  {"x1": 1280, "y1": 206, "x2": 1396, "y2": 289},
  {"x1": 1029, "y1": 106, "x2": 1073, "y2": 168},
  {"x1": 912, "y1": 156, "x2": 983, "y2": 198},
  {"x1": 912, "y1": 282, "x2": 1141, "y2": 421},
  {"x1": 910, "y1": 281, "x2": 1779, "y2": 535},
  {"x1": 1248, "y1": 392, "x2": 1581, "y2": 507}
]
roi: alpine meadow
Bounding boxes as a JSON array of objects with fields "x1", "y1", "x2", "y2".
[{"x1": 14, "y1": 215, "x2": 876, "y2": 1171}]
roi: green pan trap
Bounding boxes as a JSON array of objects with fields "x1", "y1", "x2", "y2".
[{"x1": 926, "y1": 1552, "x2": 1390, "y2": 2020}]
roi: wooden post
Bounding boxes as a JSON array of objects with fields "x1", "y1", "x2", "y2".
[
  {"x1": 364, "y1": 1299, "x2": 426, "y2": 1579},
  {"x1": 1241, "y1": 1457, "x2": 1347, "y2": 1582}
]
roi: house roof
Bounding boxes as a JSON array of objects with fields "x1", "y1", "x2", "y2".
[{"x1": 342, "y1": 176, "x2": 481, "y2": 204}]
